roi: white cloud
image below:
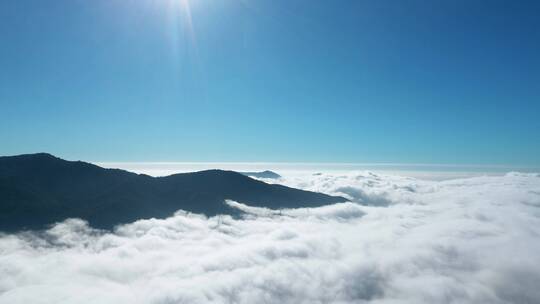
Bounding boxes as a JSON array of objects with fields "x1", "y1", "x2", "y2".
[{"x1": 1, "y1": 172, "x2": 540, "y2": 303}]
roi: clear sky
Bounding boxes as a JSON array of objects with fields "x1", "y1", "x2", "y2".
[{"x1": 1, "y1": 0, "x2": 539, "y2": 165}]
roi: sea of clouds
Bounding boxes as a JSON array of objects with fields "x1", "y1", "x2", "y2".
[{"x1": 1, "y1": 171, "x2": 540, "y2": 303}]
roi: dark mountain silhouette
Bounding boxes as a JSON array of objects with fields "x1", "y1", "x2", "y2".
[
  {"x1": 0, "y1": 153, "x2": 347, "y2": 232},
  {"x1": 240, "y1": 170, "x2": 281, "y2": 179}
]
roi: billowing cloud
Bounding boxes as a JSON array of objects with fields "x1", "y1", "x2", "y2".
[{"x1": 1, "y1": 172, "x2": 540, "y2": 303}]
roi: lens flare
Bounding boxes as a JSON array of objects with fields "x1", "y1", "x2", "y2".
[{"x1": 164, "y1": 0, "x2": 198, "y2": 57}]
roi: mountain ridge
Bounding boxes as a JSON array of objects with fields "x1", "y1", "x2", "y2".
[{"x1": 0, "y1": 153, "x2": 347, "y2": 231}]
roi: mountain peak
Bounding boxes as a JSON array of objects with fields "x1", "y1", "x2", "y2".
[
  {"x1": 240, "y1": 170, "x2": 282, "y2": 179},
  {"x1": 1, "y1": 152, "x2": 58, "y2": 160}
]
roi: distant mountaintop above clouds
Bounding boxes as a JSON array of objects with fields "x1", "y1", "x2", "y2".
[
  {"x1": 240, "y1": 170, "x2": 282, "y2": 179},
  {"x1": 0, "y1": 153, "x2": 347, "y2": 232}
]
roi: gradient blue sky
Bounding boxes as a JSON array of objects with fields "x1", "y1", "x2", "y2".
[{"x1": 1, "y1": 0, "x2": 539, "y2": 165}]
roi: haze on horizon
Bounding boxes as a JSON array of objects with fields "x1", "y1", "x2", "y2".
[{"x1": 94, "y1": 160, "x2": 539, "y2": 181}]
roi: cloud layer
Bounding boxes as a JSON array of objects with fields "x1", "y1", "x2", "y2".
[{"x1": 1, "y1": 172, "x2": 540, "y2": 303}]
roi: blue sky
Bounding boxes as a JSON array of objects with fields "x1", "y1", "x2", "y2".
[{"x1": 1, "y1": 0, "x2": 539, "y2": 165}]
